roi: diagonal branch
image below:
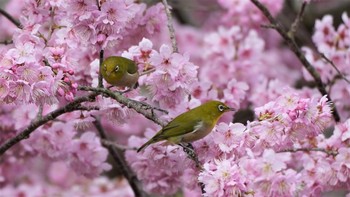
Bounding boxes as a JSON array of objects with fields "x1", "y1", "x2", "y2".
[
  {"x1": 98, "y1": 50, "x2": 104, "y2": 88},
  {"x1": 162, "y1": 0, "x2": 178, "y2": 53},
  {"x1": 288, "y1": 1, "x2": 307, "y2": 39},
  {"x1": 93, "y1": 116, "x2": 148, "y2": 197},
  {"x1": 101, "y1": 139, "x2": 136, "y2": 151},
  {"x1": 250, "y1": 0, "x2": 340, "y2": 122},
  {"x1": 78, "y1": 86, "x2": 167, "y2": 126},
  {"x1": 319, "y1": 52, "x2": 350, "y2": 84},
  {"x1": 0, "y1": 8, "x2": 22, "y2": 29},
  {"x1": 0, "y1": 93, "x2": 98, "y2": 156}
]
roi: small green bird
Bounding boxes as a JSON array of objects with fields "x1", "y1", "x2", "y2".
[
  {"x1": 137, "y1": 100, "x2": 234, "y2": 152},
  {"x1": 100, "y1": 56, "x2": 139, "y2": 89}
]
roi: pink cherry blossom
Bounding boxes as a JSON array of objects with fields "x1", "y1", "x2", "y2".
[
  {"x1": 1, "y1": 0, "x2": 350, "y2": 196},
  {"x1": 70, "y1": 132, "x2": 112, "y2": 178}
]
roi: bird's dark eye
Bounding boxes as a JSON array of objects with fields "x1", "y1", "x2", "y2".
[
  {"x1": 115, "y1": 65, "x2": 120, "y2": 72},
  {"x1": 218, "y1": 104, "x2": 225, "y2": 112},
  {"x1": 103, "y1": 64, "x2": 107, "y2": 71}
]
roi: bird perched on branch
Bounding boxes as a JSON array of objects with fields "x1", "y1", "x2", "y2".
[
  {"x1": 100, "y1": 56, "x2": 139, "y2": 91},
  {"x1": 137, "y1": 100, "x2": 234, "y2": 152}
]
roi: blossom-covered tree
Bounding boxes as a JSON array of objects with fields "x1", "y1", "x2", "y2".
[{"x1": 0, "y1": 0, "x2": 350, "y2": 196}]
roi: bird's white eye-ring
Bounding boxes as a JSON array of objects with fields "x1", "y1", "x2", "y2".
[
  {"x1": 218, "y1": 104, "x2": 225, "y2": 112},
  {"x1": 115, "y1": 65, "x2": 120, "y2": 72}
]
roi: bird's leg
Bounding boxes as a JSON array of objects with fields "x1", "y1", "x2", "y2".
[
  {"x1": 120, "y1": 88, "x2": 133, "y2": 94},
  {"x1": 120, "y1": 82, "x2": 138, "y2": 95},
  {"x1": 105, "y1": 85, "x2": 125, "y2": 94},
  {"x1": 179, "y1": 142, "x2": 202, "y2": 169}
]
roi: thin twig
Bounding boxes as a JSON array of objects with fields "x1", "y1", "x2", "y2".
[
  {"x1": 179, "y1": 143, "x2": 203, "y2": 170},
  {"x1": 0, "y1": 8, "x2": 22, "y2": 29},
  {"x1": 0, "y1": 93, "x2": 98, "y2": 156},
  {"x1": 92, "y1": 116, "x2": 147, "y2": 197},
  {"x1": 140, "y1": 68, "x2": 156, "y2": 76},
  {"x1": 75, "y1": 106, "x2": 100, "y2": 111},
  {"x1": 35, "y1": 103, "x2": 44, "y2": 120},
  {"x1": 260, "y1": 24, "x2": 277, "y2": 29},
  {"x1": 98, "y1": 50, "x2": 104, "y2": 88},
  {"x1": 279, "y1": 147, "x2": 338, "y2": 156},
  {"x1": 96, "y1": 0, "x2": 101, "y2": 10},
  {"x1": 78, "y1": 86, "x2": 167, "y2": 126},
  {"x1": 101, "y1": 139, "x2": 137, "y2": 151},
  {"x1": 288, "y1": 1, "x2": 307, "y2": 38},
  {"x1": 250, "y1": 0, "x2": 340, "y2": 122},
  {"x1": 162, "y1": 0, "x2": 178, "y2": 53},
  {"x1": 0, "y1": 40, "x2": 13, "y2": 45},
  {"x1": 319, "y1": 53, "x2": 350, "y2": 84}
]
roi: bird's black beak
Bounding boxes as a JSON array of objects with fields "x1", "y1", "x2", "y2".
[{"x1": 227, "y1": 107, "x2": 235, "y2": 111}]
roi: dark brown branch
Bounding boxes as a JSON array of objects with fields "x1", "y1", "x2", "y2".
[
  {"x1": 75, "y1": 106, "x2": 100, "y2": 111},
  {"x1": 260, "y1": 24, "x2": 277, "y2": 29},
  {"x1": 288, "y1": 1, "x2": 307, "y2": 38},
  {"x1": 319, "y1": 53, "x2": 350, "y2": 84},
  {"x1": 0, "y1": 40, "x2": 13, "y2": 45},
  {"x1": 0, "y1": 93, "x2": 98, "y2": 156},
  {"x1": 98, "y1": 50, "x2": 104, "y2": 88},
  {"x1": 162, "y1": 0, "x2": 178, "y2": 53},
  {"x1": 250, "y1": 0, "x2": 340, "y2": 122},
  {"x1": 96, "y1": 0, "x2": 101, "y2": 11},
  {"x1": 279, "y1": 147, "x2": 338, "y2": 156},
  {"x1": 0, "y1": 8, "x2": 22, "y2": 29},
  {"x1": 78, "y1": 86, "x2": 167, "y2": 126},
  {"x1": 101, "y1": 139, "x2": 136, "y2": 151},
  {"x1": 93, "y1": 116, "x2": 147, "y2": 197}
]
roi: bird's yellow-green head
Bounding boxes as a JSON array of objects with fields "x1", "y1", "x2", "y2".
[
  {"x1": 100, "y1": 56, "x2": 139, "y2": 87},
  {"x1": 197, "y1": 100, "x2": 234, "y2": 122}
]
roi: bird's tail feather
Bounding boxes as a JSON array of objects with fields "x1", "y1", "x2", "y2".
[{"x1": 137, "y1": 138, "x2": 155, "y2": 152}]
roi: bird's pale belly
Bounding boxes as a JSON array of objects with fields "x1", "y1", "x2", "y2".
[
  {"x1": 112, "y1": 72, "x2": 139, "y2": 87},
  {"x1": 181, "y1": 126, "x2": 214, "y2": 143}
]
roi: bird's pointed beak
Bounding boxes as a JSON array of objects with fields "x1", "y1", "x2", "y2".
[
  {"x1": 227, "y1": 107, "x2": 235, "y2": 111},
  {"x1": 106, "y1": 71, "x2": 111, "y2": 77}
]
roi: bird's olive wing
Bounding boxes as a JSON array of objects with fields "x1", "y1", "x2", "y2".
[
  {"x1": 119, "y1": 57, "x2": 138, "y2": 74},
  {"x1": 158, "y1": 116, "x2": 202, "y2": 138}
]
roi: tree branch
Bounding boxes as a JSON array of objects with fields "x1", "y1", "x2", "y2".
[
  {"x1": 98, "y1": 50, "x2": 104, "y2": 88},
  {"x1": 162, "y1": 0, "x2": 178, "y2": 53},
  {"x1": 250, "y1": 0, "x2": 340, "y2": 122},
  {"x1": 288, "y1": 1, "x2": 307, "y2": 39},
  {"x1": 319, "y1": 52, "x2": 350, "y2": 84},
  {"x1": 0, "y1": 8, "x2": 22, "y2": 29},
  {"x1": 96, "y1": 0, "x2": 101, "y2": 11},
  {"x1": 0, "y1": 40, "x2": 13, "y2": 45},
  {"x1": 0, "y1": 93, "x2": 98, "y2": 156},
  {"x1": 93, "y1": 116, "x2": 147, "y2": 197},
  {"x1": 101, "y1": 139, "x2": 136, "y2": 151},
  {"x1": 78, "y1": 86, "x2": 167, "y2": 126}
]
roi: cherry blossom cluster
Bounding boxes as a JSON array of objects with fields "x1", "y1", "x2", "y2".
[
  {"x1": 122, "y1": 38, "x2": 199, "y2": 110},
  {"x1": 303, "y1": 12, "x2": 350, "y2": 119},
  {"x1": 195, "y1": 25, "x2": 300, "y2": 109},
  {"x1": 127, "y1": 88, "x2": 335, "y2": 196},
  {"x1": 216, "y1": 0, "x2": 283, "y2": 28},
  {"x1": 196, "y1": 91, "x2": 336, "y2": 196},
  {"x1": 1, "y1": 0, "x2": 350, "y2": 196},
  {"x1": 0, "y1": 176, "x2": 133, "y2": 197},
  {"x1": 126, "y1": 130, "x2": 192, "y2": 195},
  {"x1": 0, "y1": 0, "x2": 168, "y2": 107}
]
